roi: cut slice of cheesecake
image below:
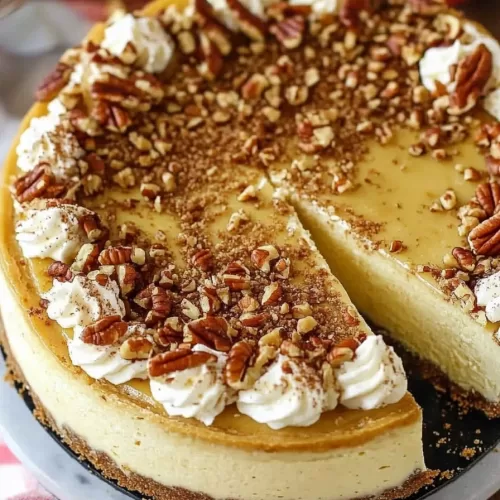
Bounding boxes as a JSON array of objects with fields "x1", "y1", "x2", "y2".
[
  {"x1": 265, "y1": 12, "x2": 500, "y2": 413},
  {"x1": 0, "y1": 1, "x2": 436, "y2": 499}
]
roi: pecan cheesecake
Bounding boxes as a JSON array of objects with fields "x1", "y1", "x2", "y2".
[{"x1": 3, "y1": 0, "x2": 500, "y2": 498}]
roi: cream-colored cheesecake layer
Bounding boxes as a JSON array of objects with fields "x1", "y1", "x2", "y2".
[
  {"x1": 295, "y1": 199, "x2": 500, "y2": 402},
  {"x1": 1, "y1": 270, "x2": 424, "y2": 500}
]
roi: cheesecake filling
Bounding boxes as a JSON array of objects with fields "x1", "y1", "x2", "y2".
[
  {"x1": 15, "y1": 201, "x2": 93, "y2": 264},
  {"x1": 101, "y1": 13, "x2": 175, "y2": 73}
]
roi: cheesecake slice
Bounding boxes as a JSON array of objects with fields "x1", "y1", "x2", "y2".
[
  {"x1": 0, "y1": 1, "x2": 435, "y2": 499},
  {"x1": 265, "y1": 6, "x2": 500, "y2": 413}
]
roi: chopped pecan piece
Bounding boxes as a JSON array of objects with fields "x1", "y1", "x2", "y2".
[
  {"x1": 120, "y1": 336, "x2": 152, "y2": 360},
  {"x1": 468, "y1": 213, "x2": 500, "y2": 256},
  {"x1": 71, "y1": 243, "x2": 100, "y2": 274},
  {"x1": 148, "y1": 348, "x2": 216, "y2": 377},
  {"x1": 117, "y1": 264, "x2": 138, "y2": 295},
  {"x1": 155, "y1": 317, "x2": 184, "y2": 347},
  {"x1": 327, "y1": 334, "x2": 367, "y2": 367},
  {"x1": 35, "y1": 62, "x2": 72, "y2": 102},
  {"x1": 79, "y1": 214, "x2": 106, "y2": 242},
  {"x1": 47, "y1": 261, "x2": 73, "y2": 282},
  {"x1": 187, "y1": 316, "x2": 232, "y2": 352},
  {"x1": 409, "y1": 0, "x2": 446, "y2": 15},
  {"x1": 451, "y1": 247, "x2": 476, "y2": 272},
  {"x1": 449, "y1": 44, "x2": 492, "y2": 116},
  {"x1": 225, "y1": 340, "x2": 254, "y2": 389},
  {"x1": 226, "y1": 0, "x2": 267, "y2": 41},
  {"x1": 199, "y1": 32, "x2": 224, "y2": 80},
  {"x1": 476, "y1": 181, "x2": 500, "y2": 217},
  {"x1": 192, "y1": 249, "x2": 213, "y2": 271},
  {"x1": 340, "y1": 0, "x2": 382, "y2": 28},
  {"x1": 81, "y1": 315, "x2": 127, "y2": 346},
  {"x1": 270, "y1": 16, "x2": 305, "y2": 50}
]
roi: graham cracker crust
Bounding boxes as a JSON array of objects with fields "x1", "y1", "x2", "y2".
[{"x1": 0, "y1": 324, "x2": 435, "y2": 500}]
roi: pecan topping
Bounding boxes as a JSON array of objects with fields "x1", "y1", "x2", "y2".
[
  {"x1": 91, "y1": 101, "x2": 132, "y2": 133},
  {"x1": 148, "y1": 348, "x2": 216, "y2": 377},
  {"x1": 155, "y1": 317, "x2": 184, "y2": 346},
  {"x1": 47, "y1": 261, "x2": 73, "y2": 283},
  {"x1": 327, "y1": 334, "x2": 367, "y2": 367},
  {"x1": 225, "y1": 340, "x2": 254, "y2": 389},
  {"x1": 13, "y1": 164, "x2": 65, "y2": 203},
  {"x1": 409, "y1": 0, "x2": 446, "y2": 15},
  {"x1": 486, "y1": 155, "x2": 500, "y2": 177},
  {"x1": 199, "y1": 32, "x2": 224, "y2": 80},
  {"x1": 80, "y1": 214, "x2": 106, "y2": 242},
  {"x1": 81, "y1": 315, "x2": 127, "y2": 346},
  {"x1": 226, "y1": 0, "x2": 267, "y2": 41},
  {"x1": 476, "y1": 181, "x2": 500, "y2": 217},
  {"x1": 120, "y1": 336, "x2": 152, "y2": 360},
  {"x1": 452, "y1": 247, "x2": 476, "y2": 272},
  {"x1": 194, "y1": 0, "x2": 233, "y2": 55},
  {"x1": 340, "y1": 0, "x2": 382, "y2": 28},
  {"x1": 187, "y1": 316, "x2": 232, "y2": 352},
  {"x1": 72, "y1": 243, "x2": 100, "y2": 274},
  {"x1": 270, "y1": 16, "x2": 305, "y2": 50},
  {"x1": 192, "y1": 249, "x2": 213, "y2": 271},
  {"x1": 35, "y1": 62, "x2": 72, "y2": 102},
  {"x1": 449, "y1": 44, "x2": 493, "y2": 116},
  {"x1": 117, "y1": 264, "x2": 138, "y2": 295},
  {"x1": 146, "y1": 287, "x2": 173, "y2": 326},
  {"x1": 468, "y1": 213, "x2": 500, "y2": 256}
]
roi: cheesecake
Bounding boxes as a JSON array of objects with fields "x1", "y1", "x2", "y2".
[{"x1": 3, "y1": 0, "x2": 500, "y2": 498}]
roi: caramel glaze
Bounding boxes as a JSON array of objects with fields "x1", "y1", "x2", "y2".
[{"x1": 0, "y1": 0, "x2": 421, "y2": 453}]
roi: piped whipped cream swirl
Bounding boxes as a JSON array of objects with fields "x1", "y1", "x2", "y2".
[
  {"x1": 16, "y1": 111, "x2": 84, "y2": 177},
  {"x1": 150, "y1": 345, "x2": 235, "y2": 426},
  {"x1": 101, "y1": 14, "x2": 175, "y2": 73},
  {"x1": 475, "y1": 272, "x2": 500, "y2": 323},
  {"x1": 15, "y1": 202, "x2": 93, "y2": 263},
  {"x1": 335, "y1": 335, "x2": 407, "y2": 411},
  {"x1": 237, "y1": 354, "x2": 338, "y2": 430},
  {"x1": 43, "y1": 275, "x2": 125, "y2": 329},
  {"x1": 69, "y1": 324, "x2": 148, "y2": 384}
]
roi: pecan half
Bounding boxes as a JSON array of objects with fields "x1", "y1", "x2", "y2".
[
  {"x1": 486, "y1": 155, "x2": 500, "y2": 177},
  {"x1": 468, "y1": 213, "x2": 500, "y2": 256},
  {"x1": 187, "y1": 316, "x2": 232, "y2": 352},
  {"x1": 148, "y1": 348, "x2": 216, "y2": 377},
  {"x1": 226, "y1": 0, "x2": 267, "y2": 41},
  {"x1": 451, "y1": 247, "x2": 476, "y2": 272},
  {"x1": 476, "y1": 181, "x2": 500, "y2": 217},
  {"x1": 270, "y1": 16, "x2": 305, "y2": 50},
  {"x1": 155, "y1": 317, "x2": 184, "y2": 347},
  {"x1": 98, "y1": 246, "x2": 133, "y2": 265},
  {"x1": 35, "y1": 62, "x2": 72, "y2": 102},
  {"x1": 449, "y1": 44, "x2": 493, "y2": 116},
  {"x1": 13, "y1": 164, "x2": 65, "y2": 203},
  {"x1": 225, "y1": 340, "x2": 254, "y2": 389},
  {"x1": 192, "y1": 249, "x2": 213, "y2": 271},
  {"x1": 81, "y1": 315, "x2": 127, "y2": 346},
  {"x1": 47, "y1": 261, "x2": 73, "y2": 282},
  {"x1": 199, "y1": 32, "x2": 224, "y2": 80},
  {"x1": 91, "y1": 101, "x2": 132, "y2": 133},
  {"x1": 151, "y1": 286, "x2": 172, "y2": 317}
]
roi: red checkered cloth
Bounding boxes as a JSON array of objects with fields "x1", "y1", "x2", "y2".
[{"x1": 0, "y1": 434, "x2": 54, "y2": 500}]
